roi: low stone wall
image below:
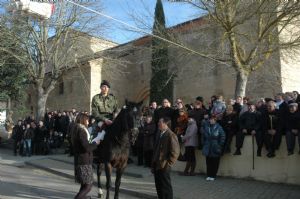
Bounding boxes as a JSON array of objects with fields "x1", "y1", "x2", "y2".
[{"x1": 172, "y1": 136, "x2": 300, "y2": 185}]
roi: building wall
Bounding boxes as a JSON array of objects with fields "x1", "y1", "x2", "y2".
[
  {"x1": 278, "y1": 17, "x2": 300, "y2": 92},
  {"x1": 46, "y1": 65, "x2": 91, "y2": 112},
  {"x1": 101, "y1": 44, "x2": 152, "y2": 106},
  {"x1": 90, "y1": 58, "x2": 103, "y2": 103},
  {"x1": 104, "y1": 20, "x2": 284, "y2": 107}
]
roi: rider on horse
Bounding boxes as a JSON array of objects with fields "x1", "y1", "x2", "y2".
[{"x1": 91, "y1": 80, "x2": 118, "y2": 142}]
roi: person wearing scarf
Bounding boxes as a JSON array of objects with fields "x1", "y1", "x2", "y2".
[{"x1": 72, "y1": 113, "x2": 100, "y2": 199}]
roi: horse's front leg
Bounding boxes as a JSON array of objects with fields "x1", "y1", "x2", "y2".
[
  {"x1": 97, "y1": 164, "x2": 103, "y2": 198},
  {"x1": 105, "y1": 163, "x2": 112, "y2": 199},
  {"x1": 114, "y1": 166, "x2": 125, "y2": 199}
]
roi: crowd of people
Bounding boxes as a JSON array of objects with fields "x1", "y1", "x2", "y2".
[
  {"x1": 9, "y1": 76, "x2": 300, "y2": 199},
  {"x1": 11, "y1": 109, "x2": 83, "y2": 157},
  {"x1": 132, "y1": 91, "x2": 300, "y2": 180},
  {"x1": 10, "y1": 89, "x2": 300, "y2": 187}
]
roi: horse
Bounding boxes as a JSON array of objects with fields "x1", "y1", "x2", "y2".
[{"x1": 93, "y1": 100, "x2": 142, "y2": 199}]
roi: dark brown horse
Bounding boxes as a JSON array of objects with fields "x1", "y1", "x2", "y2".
[{"x1": 93, "y1": 100, "x2": 142, "y2": 199}]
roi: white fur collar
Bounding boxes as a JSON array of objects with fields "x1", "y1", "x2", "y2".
[{"x1": 78, "y1": 124, "x2": 90, "y2": 142}]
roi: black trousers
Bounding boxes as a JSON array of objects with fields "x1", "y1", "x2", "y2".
[
  {"x1": 264, "y1": 132, "x2": 281, "y2": 153},
  {"x1": 206, "y1": 156, "x2": 220, "y2": 178},
  {"x1": 154, "y1": 168, "x2": 173, "y2": 199},
  {"x1": 286, "y1": 131, "x2": 300, "y2": 152},
  {"x1": 34, "y1": 141, "x2": 44, "y2": 155},
  {"x1": 137, "y1": 146, "x2": 144, "y2": 165},
  {"x1": 144, "y1": 150, "x2": 153, "y2": 167},
  {"x1": 236, "y1": 130, "x2": 263, "y2": 149},
  {"x1": 13, "y1": 140, "x2": 21, "y2": 155},
  {"x1": 224, "y1": 130, "x2": 236, "y2": 151}
]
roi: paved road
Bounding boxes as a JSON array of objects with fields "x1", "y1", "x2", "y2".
[
  {"x1": 1, "y1": 147, "x2": 300, "y2": 199},
  {"x1": 0, "y1": 147, "x2": 139, "y2": 199}
]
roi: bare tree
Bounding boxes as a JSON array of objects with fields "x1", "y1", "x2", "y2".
[
  {"x1": 173, "y1": 0, "x2": 300, "y2": 97},
  {"x1": 124, "y1": 0, "x2": 300, "y2": 98},
  {"x1": 0, "y1": 1, "x2": 106, "y2": 119}
]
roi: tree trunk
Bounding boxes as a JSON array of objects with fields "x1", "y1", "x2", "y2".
[
  {"x1": 36, "y1": 87, "x2": 48, "y2": 121},
  {"x1": 235, "y1": 70, "x2": 249, "y2": 98}
]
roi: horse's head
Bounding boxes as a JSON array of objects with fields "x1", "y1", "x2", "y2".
[
  {"x1": 109, "y1": 100, "x2": 143, "y2": 143},
  {"x1": 123, "y1": 100, "x2": 143, "y2": 144},
  {"x1": 124, "y1": 99, "x2": 143, "y2": 128}
]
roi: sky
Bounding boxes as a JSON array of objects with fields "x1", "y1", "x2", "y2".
[
  {"x1": 0, "y1": 0, "x2": 203, "y2": 44},
  {"x1": 99, "y1": 0, "x2": 203, "y2": 44}
]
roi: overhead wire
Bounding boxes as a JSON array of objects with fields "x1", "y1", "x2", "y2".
[{"x1": 65, "y1": 0, "x2": 229, "y2": 66}]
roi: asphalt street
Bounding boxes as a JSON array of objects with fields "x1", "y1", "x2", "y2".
[{"x1": 0, "y1": 152, "x2": 139, "y2": 199}]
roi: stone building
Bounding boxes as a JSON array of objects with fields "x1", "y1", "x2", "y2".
[
  {"x1": 16, "y1": 16, "x2": 300, "y2": 118},
  {"x1": 101, "y1": 16, "x2": 300, "y2": 106}
]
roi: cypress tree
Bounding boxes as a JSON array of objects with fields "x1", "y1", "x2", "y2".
[{"x1": 150, "y1": 0, "x2": 173, "y2": 104}]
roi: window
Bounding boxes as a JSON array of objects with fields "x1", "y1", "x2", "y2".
[
  {"x1": 59, "y1": 81, "x2": 64, "y2": 95},
  {"x1": 69, "y1": 80, "x2": 73, "y2": 93}
]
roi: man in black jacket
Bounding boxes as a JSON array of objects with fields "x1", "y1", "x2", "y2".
[
  {"x1": 35, "y1": 120, "x2": 49, "y2": 155},
  {"x1": 23, "y1": 123, "x2": 35, "y2": 157},
  {"x1": 262, "y1": 101, "x2": 282, "y2": 158},
  {"x1": 285, "y1": 103, "x2": 300, "y2": 155},
  {"x1": 188, "y1": 96, "x2": 207, "y2": 149},
  {"x1": 233, "y1": 96, "x2": 243, "y2": 115},
  {"x1": 154, "y1": 99, "x2": 176, "y2": 141},
  {"x1": 234, "y1": 102, "x2": 263, "y2": 156},
  {"x1": 12, "y1": 120, "x2": 24, "y2": 156},
  {"x1": 221, "y1": 105, "x2": 238, "y2": 153}
]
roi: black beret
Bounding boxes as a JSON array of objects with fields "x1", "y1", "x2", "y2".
[
  {"x1": 100, "y1": 80, "x2": 110, "y2": 88},
  {"x1": 196, "y1": 96, "x2": 203, "y2": 102}
]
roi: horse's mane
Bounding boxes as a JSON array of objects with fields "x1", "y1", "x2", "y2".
[{"x1": 105, "y1": 108, "x2": 129, "y2": 141}]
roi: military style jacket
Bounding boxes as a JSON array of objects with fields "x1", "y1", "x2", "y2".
[{"x1": 91, "y1": 93, "x2": 118, "y2": 122}]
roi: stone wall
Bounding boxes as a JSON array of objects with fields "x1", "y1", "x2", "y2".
[
  {"x1": 46, "y1": 65, "x2": 91, "y2": 112},
  {"x1": 103, "y1": 19, "x2": 284, "y2": 106},
  {"x1": 173, "y1": 136, "x2": 300, "y2": 185}
]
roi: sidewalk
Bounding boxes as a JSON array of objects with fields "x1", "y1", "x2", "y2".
[
  {"x1": 26, "y1": 154, "x2": 300, "y2": 199},
  {"x1": 1, "y1": 147, "x2": 300, "y2": 199}
]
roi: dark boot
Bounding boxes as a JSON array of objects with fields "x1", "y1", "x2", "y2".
[
  {"x1": 189, "y1": 162, "x2": 196, "y2": 176},
  {"x1": 257, "y1": 148, "x2": 262, "y2": 157},
  {"x1": 233, "y1": 148, "x2": 241, "y2": 155},
  {"x1": 183, "y1": 162, "x2": 191, "y2": 175}
]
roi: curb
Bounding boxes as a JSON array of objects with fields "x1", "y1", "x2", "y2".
[
  {"x1": 25, "y1": 161, "x2": 157, "y2": 199},
  {"x1": 49, "y1": 157, "x2": 145, "y2": 179}
]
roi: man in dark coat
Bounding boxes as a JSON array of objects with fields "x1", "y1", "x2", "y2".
[
  {"x1": 152, "y1": 117, "x2": 180, "y2": 199},
  {"x1": 35, "y1": 120, "x2": 49, "y2": 155},
  {"x1": 285, "y1": 103, "x2": 300, "y2": 155},
  {"x1": 12, "y1": 120, "x2": 24, "y2": 156},
  {"x1": 23, "y1": 123, "x2": 35, "y2": 157},
  {"x1": 143, "y1": 115, "x2": 156, "y2": 167},
  {"x1": 234, "y1": 102, "x2": 263, "y2": 156},
  {"x1": 262, "y1": 101, "x2": 282, "y2": 158},
  {"x1": 233, "y1": 96, "x2": 243, "y2": 115},
  {"x1": 154, "y1": 99, "x2": 175, "y2": 142},
  {"x1": 221, "y1": 105, "x2": 238, "y2": 153},
  {"x1": 55, "y1": 112, "x2": 63, "y2": 134},
  {"x1": 188, "y1": 96, "x2": 207, "y2": 149},
  {"x1": 45, "y1": 113, "x2": 54, "y2": 132},
  {"x1": 60, "y1": 111, "x2": 70, "y2": 140}
]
